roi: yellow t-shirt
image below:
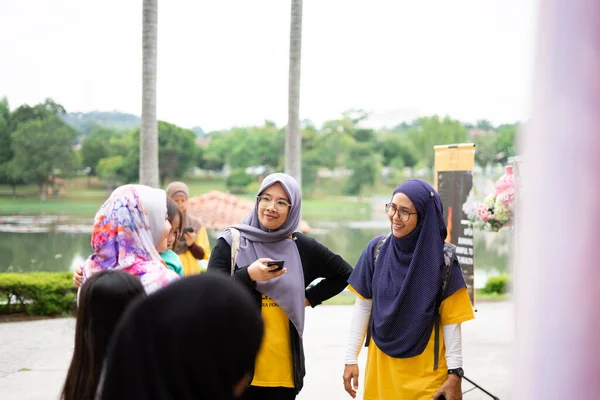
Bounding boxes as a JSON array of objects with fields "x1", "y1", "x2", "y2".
[
  {"x1": 178, "y1": 225, "x2": 211, "y2": 276},
  {"x1": 350, "y1": 286, "x2": 474, "y2": 400},
  {"x1": 251, "y1": 294, "x2": 295, "y2": 388}
]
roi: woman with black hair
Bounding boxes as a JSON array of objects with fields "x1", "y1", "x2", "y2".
[
  {"x1": 61, "y1": 270, "x2": 146, "y2": 400},
  {"x1": 99, "y1": 273, "x2": 264, "y2": 400}
]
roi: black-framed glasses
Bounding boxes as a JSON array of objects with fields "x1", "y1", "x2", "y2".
[
  {"x1": 257, "y1": 195, "x2": 292, "y2": 213},
  {"x1": 385, "y1": 203, "x2": 417, "y2": 222}
]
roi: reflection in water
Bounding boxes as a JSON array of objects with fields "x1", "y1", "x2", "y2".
[
  {"x1": 0, "y1": 218, "x2": 510, "y2": 288},
  {"x1": 0, "y1": 231, "x2": 91, "y2": 272}
]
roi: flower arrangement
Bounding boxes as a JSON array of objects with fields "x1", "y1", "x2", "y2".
[{"x1": 469, "y1": 166, "x2": 515, "y2": 232}]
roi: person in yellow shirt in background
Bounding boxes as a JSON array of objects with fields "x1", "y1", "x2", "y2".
[
  {"x1": 208, "y1": 173, "x2": 352, "y2": 400},
  {"x1": 166, "y1": 181, "x2": 211, "y2": 276},
  {"x1": 343, "y1": 179, "x2": 474, "y2": 400}
]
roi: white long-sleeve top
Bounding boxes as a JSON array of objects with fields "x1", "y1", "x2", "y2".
[{"x1": 344, "y1": 296, "x2": 463, "y2": 369}]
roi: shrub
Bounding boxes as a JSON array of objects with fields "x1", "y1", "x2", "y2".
[
  {"x1": 0, "y1": 272, "x2": 77, "y2": 316},
  {"x1": 226, "y1": 169, "x2": 253, "y2": 194},
  {"x1": 482, "y1": 274, "x2": 511, "y2": 295}
]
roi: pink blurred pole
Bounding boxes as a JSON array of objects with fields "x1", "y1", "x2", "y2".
[{"x1": 515, "y1": 0, "x2": 600, "y2": 398}]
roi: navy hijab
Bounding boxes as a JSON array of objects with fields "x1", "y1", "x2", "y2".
[{"x1": 348, "y1": 179, "x2": 466, "y2": 358}]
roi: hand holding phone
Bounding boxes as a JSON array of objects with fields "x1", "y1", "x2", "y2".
[
  {"x1": 266, "y1": 260, "x2": 285, "y2": 272},
  {"x1": 182, "y1": 227, "x2": 194, "y2": 234}
]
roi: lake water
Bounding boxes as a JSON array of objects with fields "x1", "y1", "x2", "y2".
[{"x1": 0, "y1": 214, "x2": 510, "y2": 288}]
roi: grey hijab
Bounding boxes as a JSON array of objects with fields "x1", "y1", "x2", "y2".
[{"x1": 219, "y1": 173, "x2": 305, "y2": 337}]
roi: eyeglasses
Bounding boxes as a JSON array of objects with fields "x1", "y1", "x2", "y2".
[
  {"x1": 257, "y1": 195, "x2": 292, "y2": 213},
  {"x1": 385, "y1": 203, "x2": 417, "y2": 222}
]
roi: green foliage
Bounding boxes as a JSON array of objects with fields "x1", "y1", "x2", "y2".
[
  {"x1": 301, "y1": 150, "x2": 320, "y2": 195},
  {"x1": 0, "y1": 272, "x2": 77, "y2": 316},
  {"x1": 352, "y1": 128, "x2": 376, "y2": 143},
  {"x1": 97, "y1": 156, "x2": 126, "y2": 183},
  {"x1": 496, "y1": 124, "x2": 518, "y2": 163},
  {"x1": 93, "y1": 121, "x2": 198, "y2": 184},
  {"x1": 226, "y1": 169, "x2": 254, "y2": 194},
  {"x1": 195, "y1": 146, "x2": 206, "y2": 169},
  {"x1": 473, "y1": 132, "x2": 499, "y2": 167},
  {"x1": 0, "y1": 98, "x2": 21, "y2": 190},
  {"x1": 476, "y1": 119, "x2": 494, "y2": 130},
  {"x1": 203, "y1": 123, "x2": 283, "y2": 172},
  {"x1": 314, "y1": 118, "x2": 357, "y2": 170},
  {"x1": 0, "y1": 97, "x2": 12, "y2": 166},
  {"x1": 343, "y1": 143, "x2": 378, "y2": 196},
  {"x1": 407, "y1": 116, "x2": 470, "y2": 168},
  {"x1": 156, "y1": 121, "x2": 198, "y2": 183},
  {"x1": 80, "y1": 127, "x2": 122, "y2": 175},
  {"x1": 9, "y1": 98, "x2": 66, "y2": 131},
  {"x1": 378, "y1": 135, "x2": 418, "y2": 168},
  {"x1": 482, "y1": 274, "x2": 511, "y2": 295},
  {"x1": 0, "y1": 99, "x2": 75, "y2": 195},
  {"x1": 11, "y1": 116, "x2": 77, "y2": 188},
  {"x1": 472, "y1": 123, "x2": 520, "y2": 167}
]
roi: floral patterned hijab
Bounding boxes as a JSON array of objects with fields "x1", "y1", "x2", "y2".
[{"x1": 81, "y1": 185, "x2": 179, "y2": 294}]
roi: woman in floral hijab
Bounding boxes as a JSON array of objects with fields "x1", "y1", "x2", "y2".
[{"x1": 80, "y1": 184, "x2": 179, "y2": 294}]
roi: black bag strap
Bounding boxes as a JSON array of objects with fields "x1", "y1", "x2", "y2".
[
  {"x1": 433, "y1": 242, "x2": 456, "y2": 370},
  {"x1": 363, "y1": 237, "x2": 457, "y2": 371}
]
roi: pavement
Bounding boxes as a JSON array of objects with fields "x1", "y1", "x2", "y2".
[{"x1": 0, "y1": 301, "x2": 513, "y2": 400}]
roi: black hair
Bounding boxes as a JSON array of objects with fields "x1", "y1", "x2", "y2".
[
  {"x1": 61, "y1": 270, "x2": 145, "y2": 400},
  {"x1": 166, "y1": 197, "x2": 183, "y2": 249}
]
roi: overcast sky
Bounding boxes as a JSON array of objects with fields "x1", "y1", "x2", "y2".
[{"x1": 0, "y1": 0, "x2": 538, "y2": 131}]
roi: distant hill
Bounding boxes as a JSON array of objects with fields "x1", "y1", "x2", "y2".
[
  {"x1": 62, "y1": 111, "x2": 205, "y2": 138},
  {"x1": 61, "y1": 111, "x2": 140, "y2": 135},
  {"x1": 190, "y1": 126, "x2": 205, "y2": 137}
]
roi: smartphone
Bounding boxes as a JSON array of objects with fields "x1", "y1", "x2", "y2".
[
  {"x1": 266, "y1": 260, "x2": 285, "y2": 272},
  {"x1": 182, "y1": 227, "x2": 194, "y2": 234}
]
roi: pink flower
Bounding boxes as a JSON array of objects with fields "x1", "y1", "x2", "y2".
[
  {"x1": 476, "y1": 203, "x2": 492, "y2": 222},
  {"x1": 497, "y1": 188, "x2": 515, "y2": 207}
]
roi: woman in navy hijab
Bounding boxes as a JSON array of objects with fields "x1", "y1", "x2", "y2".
[{"x1": 343, "y1": 179, "x2": 474, "y2": 400}]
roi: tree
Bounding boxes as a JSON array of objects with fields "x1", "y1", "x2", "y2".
[
  {"x1": 156, "y1": 121, "x2": 197, "y2": 184},
  {"x1": 314, "y1": 117, "x2": 358, "y2": 170},
  {"x1": 476, "y1": 119, "x2": 494, "y2": 131},
  {"x1": 285, "y1": 0, "x2": 303, "y2": 187},
  {"x1": 0, "y1": 98, "x2": 11, "y2": 164},
  {"x1": 0, "y1": 98, "x2": 13, "y2": 186},
  {"x1": 101, "y1": 121, "x2": 198, "y2": 185},
  {"x1": 97, "y1": 155, "x2": 127, "y2": 188},
  {"x1": 378, "y1": 135, "x2": 418, "y2": 168},
  {"x1": 80, "y1": 127, "x2": 121, "y2": 175},
  {"x1": 2, "y1": 98, "x2": 69, "y2": 195},
  {"x1": 9, "y1": 98, "x2": 66, "y2": 131},
  {"x1": 343, "y1": 143, "x2": 378, "y2": 196},
  {"x1": 140, "y1": 0, "x2": 159, "y2": 187},
  {"x1": 407, "y1": 116, "x2": 470, "y2": 168},
  {"x1": 496, "y1": 123, "x2": 519, "y2": 162},
  {"x1": 301, "y1": 150, "x2": 320, "y2": 195},
  {"x1": 11, "y1": 116, "x2": 77, "y2": 200},
  {"x1": 473, "y1": 132, "x2": 498, "y2": 168},
  {"x1": 202, "y1": 123, "x2": 283, "y2": 173}
]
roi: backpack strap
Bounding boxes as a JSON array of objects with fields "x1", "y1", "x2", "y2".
[
  {"x1": 364, "y1": 234, "x2": 390, "y2": 347},
  {"x1": 433, "y1": 242, "x2": 456, "y2": 370},
  {"x1": 230, "y1": 228, "x2": 241, "y2": 276}
]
